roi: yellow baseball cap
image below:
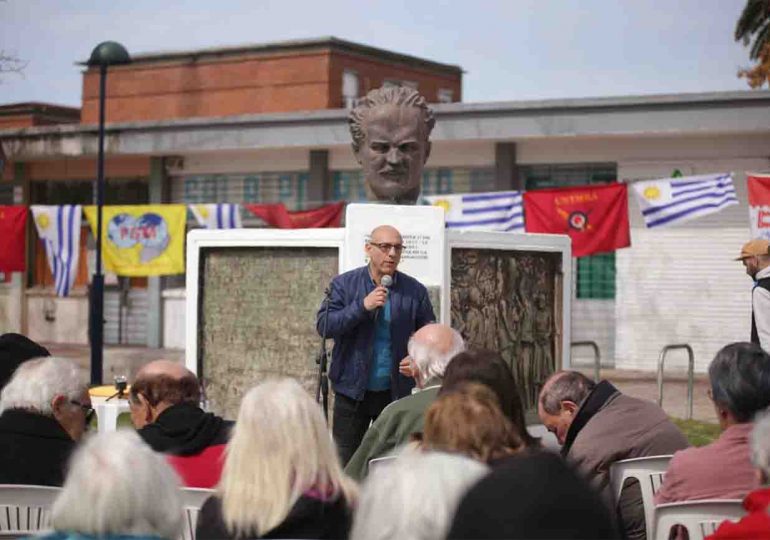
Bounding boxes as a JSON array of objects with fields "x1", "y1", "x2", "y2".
[{"x1": 736, "y1": 239, "x2": 770, "y2": 260}]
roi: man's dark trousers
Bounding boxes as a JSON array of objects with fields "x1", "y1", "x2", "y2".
[{"x1": 333, "y1": 390, "x2": 391, "y2": 466}]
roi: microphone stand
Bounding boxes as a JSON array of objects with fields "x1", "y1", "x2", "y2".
[{"x1": 315, "y1": 286, "x2": 332, "y2": 422}]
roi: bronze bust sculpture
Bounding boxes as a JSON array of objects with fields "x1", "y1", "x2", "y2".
[{"x1": 348, "y1": 86, "x2": 435, "y2": 204}]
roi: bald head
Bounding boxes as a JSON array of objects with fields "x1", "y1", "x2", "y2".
[
  {"x1": 408, "y1": 324, "x2": 465, "y2": 387},
  {"x1": 136, "y1": 359, "x2": 193, "y2": 381},
  {"x1": 370, "y1": 225, "x2": 402, "y2": 243}
]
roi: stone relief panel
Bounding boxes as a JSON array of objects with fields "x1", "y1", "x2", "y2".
[
  {"x1": 450, "y1": 248, "x2": 562, "y2": 410},
  {"x1": 198, "y1": 247, "x2": 338, "y2": 419}
]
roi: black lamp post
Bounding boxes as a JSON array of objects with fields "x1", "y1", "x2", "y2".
[{"x1": 86, "y1": 41, "x2": 130, "y2": 386}]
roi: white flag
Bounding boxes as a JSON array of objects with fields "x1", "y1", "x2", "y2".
[
  {"x1": 632, "y1": 172, "x2": 738, "y2": 228},
  {"x1": 31, "y1": 205, "x2": 82, "y2": 297},
  {"x1": 423, "y1": 191, "x2": 525, "y2": 232},
  {"x1": 189, "y1": 204, "x2": 242, "y2": 229}
]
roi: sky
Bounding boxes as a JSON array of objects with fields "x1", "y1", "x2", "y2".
[{"x1": 0, "y1": 0, "x2": 757, "y2": 107}]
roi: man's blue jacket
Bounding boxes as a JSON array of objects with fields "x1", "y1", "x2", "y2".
[{"x1": 316, "y1": 265, "x2": 435, "y2": 401}]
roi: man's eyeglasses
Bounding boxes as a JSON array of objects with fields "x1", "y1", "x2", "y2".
[
  {"x1": 71, "y1": 400, "x2": 95, "y2": 424},
  {"x1": 369, "y1": 242, "x2": 405, "y2": 254}
]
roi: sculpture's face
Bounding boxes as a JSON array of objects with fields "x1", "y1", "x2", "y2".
[{"x1": 356, "y1": 103, "x2": 431, "y2": 204}]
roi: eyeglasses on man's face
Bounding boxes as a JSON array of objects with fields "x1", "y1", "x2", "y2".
[
  {"x1": 369, "y1": 242, "x2": 405, "y2": 254},
  {"x1": 70, "y1": 400, "x2": 95, "y2": 424}
]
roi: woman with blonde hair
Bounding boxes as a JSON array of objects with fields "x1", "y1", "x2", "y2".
[
  {"x1": 196, "y1": 378, "x2": 357, "y2": 539},
  {"x1": 423, "y1": 382, "x2": 524, "y2": 464}
]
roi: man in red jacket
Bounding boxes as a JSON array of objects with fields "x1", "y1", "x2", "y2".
[
  {"x1": 709, "y1": 410, "x2": 770, "y2": 539},
  {"x1": 129, "y1": 360, "x2": 232, "y2": 488}
]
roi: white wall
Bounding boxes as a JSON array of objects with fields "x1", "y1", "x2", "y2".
[
  {"x1": 162, "y1": 288, "x2": 186, "y2": 350},
  {"x1": 0, "y1": 274, "x2": 23, "y2": 334},
  {"x1": 27, "y1": 292, "x2": 89, "y2": 345}
]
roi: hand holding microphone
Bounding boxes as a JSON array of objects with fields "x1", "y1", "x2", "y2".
[{"x1": 363, "y1": 274, "x2": 393, "y2": 311}]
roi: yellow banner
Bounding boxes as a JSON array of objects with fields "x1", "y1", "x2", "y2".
[{"x1": 83, "y1": 205, "x2": 186, "y2": 276}]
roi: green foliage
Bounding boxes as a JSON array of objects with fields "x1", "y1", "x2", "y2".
[{"x1": 671, "y1": 417, "x2": 721, "y2": 447}]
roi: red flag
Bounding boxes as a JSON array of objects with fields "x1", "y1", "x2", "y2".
[
  {"x1": 245, "y1": 202, "x2": 345, "y2": 229},
  {"x1": 747, "y1": 174, "x2": 770, "y2": 240},
  {"x1": 0, "y1": 205, "x2": 27, "y2": 271},
  {"x1": 523, "y1": 183, "x2": 630, "y2": 257}
]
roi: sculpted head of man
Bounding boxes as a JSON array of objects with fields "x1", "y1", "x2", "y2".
[{"x1": 349, "y1": 86, "x2": 435, "y2": 205}]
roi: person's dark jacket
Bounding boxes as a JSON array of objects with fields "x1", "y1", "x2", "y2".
[
  {"x1": 0, "y1": 408, "x2": 74, "y2": 486},
  {"x1": 316, "y1": 266, "x2": 435, "y2": 401},
  {"x1": 195, "y1": 493, "x2": 351, "y2": 539},
  {"x1": 447, "y1": 451, "x2": 618, "y2": 539},
  {"x1": 0, "y1": 333, "x2": 50, "y2": 390},
  {"x1": 137, "y1": 402, "x2": 232, "y2": 488}
]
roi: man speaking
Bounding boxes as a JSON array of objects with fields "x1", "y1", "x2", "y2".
[{"x1": 317, "y1": 224, "x2": 435, "y2": 464}]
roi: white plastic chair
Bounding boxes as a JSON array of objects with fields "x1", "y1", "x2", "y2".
[
  {"x1": 653, "y1": 499, "x2": 745, "y2": 540},
  {"x1": 368, "y1": 455, "x2": 397, "y2": 473},
  {"x1": 0, "y1": 484, "x2": 61, "y2": 537},
  {"x1": 609, "y1": 455, "x2": 673, "y2": 538},
  {"x1": 179, "y1": 487, "x2": 215, "y2": 540}
]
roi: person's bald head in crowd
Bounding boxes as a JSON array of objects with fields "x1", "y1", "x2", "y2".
[
  {"x1": 129, "y1": 360, "x2": 200, "y2": 429},
  {"x1": 407, "y1": 323, "x2": 464, "y2": 388}
]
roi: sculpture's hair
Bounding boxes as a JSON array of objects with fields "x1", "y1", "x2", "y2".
[
  {"x1": 539, "y1": 370, "x2": 596, "y2": 416},
  {"x1": 407, "y1": 326, "x2": 465, "y2": 384},
  {"x1": 129, "y1": 373, "x2": 200, "y2": 407},
  {"x1": 348, "y1": 86, "x2": 435, "y2": 153},
  {"x1": 0, "y1": 356, "x2": 85, "y2": 415},
  {"x1": 708, "y1": 342, "x2": 770, "y2": 422},
  {"x1": 219, "y1": 378, "x2": 357, "y2": 537},
  {"x1": 51, "y1": 430, "x2": 183, "y2": 539},
  {"x1": 350, "y1": 450, "x2": 487, "y2": 540},
  {"x1": 424, "y1": 382, "x2": 523, "y2": 463}
]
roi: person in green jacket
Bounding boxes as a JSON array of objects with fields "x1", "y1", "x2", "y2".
[{"x1": 344, "y1": 323, "x2": 465, "y2": 480}]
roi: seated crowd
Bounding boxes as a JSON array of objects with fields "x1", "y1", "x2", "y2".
[{"x1": 1, "y1": 328, "x2": 770, "y2": 539}]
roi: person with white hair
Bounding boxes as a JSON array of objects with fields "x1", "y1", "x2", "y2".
[
  {"x1": 0, "y1": 356, "x2": 90, "y2": 485},
  {"x1": 345, "y1": 323, "x2": 464, "y2": 480},
  {"x1": 195, "y1": 378, "x2": 358, "y2": 539},
  {"x1": 706, "y1": 410, "x2": 770, "y2": 539},
  {"x1": 38, "y1": 430, "x2": 183, "y2": 540},
  {"x1": 349, "y1": 451, "x2": 488, "y2": 540}
]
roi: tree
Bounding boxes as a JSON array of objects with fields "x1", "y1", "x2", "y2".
[
  {"x1": 735, "y1": 0, "x2": 770, "y2": 88},
  {"x1": 0, "y1": 51, "x2": 26, "y2": 78}
]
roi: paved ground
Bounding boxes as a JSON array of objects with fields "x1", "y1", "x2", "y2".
[{"x1": 45, "y1": 344, "x2": 716, "y2": 424}]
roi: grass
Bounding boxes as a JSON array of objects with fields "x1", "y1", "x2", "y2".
[{"x1": 670, "y1": 417, "x2": 721, "y2": 447}]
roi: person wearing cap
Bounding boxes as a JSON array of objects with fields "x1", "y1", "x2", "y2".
[{"x1": 736, "y1": 239, "x2": 770, "y2": 351}]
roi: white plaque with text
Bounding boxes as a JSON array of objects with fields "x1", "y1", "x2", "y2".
[{"x1": 342, "y1": 204, "x2": 445, "y2": 287}]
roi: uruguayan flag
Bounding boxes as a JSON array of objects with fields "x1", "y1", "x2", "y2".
[
  {"x1": 31, "y1": 205, "x2": 81, "y2": 297},
  {"x1": 632, "y1": 173, "x2": 738, "y2": 229},
  {"x1": 423, "y1": 191, "x2": 525, "y2": 232},
  {"x1": 189, "y1": 204, "x2": 242, "y2": 229}
]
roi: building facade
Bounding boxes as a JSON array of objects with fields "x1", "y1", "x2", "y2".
[{"x1": 1, "y1": 38, "x2": 769, "y2": 373}]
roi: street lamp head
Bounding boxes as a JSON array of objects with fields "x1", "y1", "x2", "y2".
[{"x1": 87, "y1": 41, "x2": 131, "y2": 67}]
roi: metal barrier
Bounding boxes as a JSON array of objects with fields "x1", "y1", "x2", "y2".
[
  {"x1": 570, "y1": 341, "x2": 601, "y2": 382},
  {"x1": 657, "y1": 344, "x2": 694, "y2": 420}
]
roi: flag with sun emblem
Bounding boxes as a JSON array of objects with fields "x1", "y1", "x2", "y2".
[
  {"x1": 423, "y1": 191, "x2": 524, "y2": 232},
  {"x1": 632, "y1": 172, "x2": 737, "y2": 229},
  {"x1": 524, "y1": 183, "x2": 630, "y2": 257},
  {"x1": 189, "y1": 203, "x2": 242, "y2": 229},
  {"x1": 31, "y1": 205, "x2": 81, "y2": 296}
]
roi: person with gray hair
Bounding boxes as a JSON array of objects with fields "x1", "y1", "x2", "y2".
[
  {"x1": 709, "y1": 410, "x2": 770, "y2": 538},
  {"x1": 538, "y1": 370, "x2": 687, "y2": 540},
  {"x1": 344, "y1": 323, "x2": 464, "y2": 480},
  {"x1": 348, "y1": 85, "x2": 435, "y2": 204},
  {"x1": 656, "y1": 342, "x2": 770, "y2": 505},
  {"x1": 350, "y1": 450, "x2": 487, "y2": 540},
  {"x1": 0, "y1": 356, "x2": 91, "y2": 486},
  {"x1": 38, "y1": 430, "x2": 183, "y2": 540}
]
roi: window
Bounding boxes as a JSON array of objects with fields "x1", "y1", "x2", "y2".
[
  {"x1": 342, "y1": 70, "x2": 359, "y2": 109},
  {"x1": 383, "y1": 79, "x2": 418, "y2": 90},
  {"x1": 437, "y1": 89, "x2": 454, "y2": 103},
  {"x1": 520, "y1": 162, "x2": 618, "y2": 300}
]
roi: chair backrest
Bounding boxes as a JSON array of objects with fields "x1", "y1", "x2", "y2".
[
  {"x1": 609, "y1": 455, "x2": 673, "y2": 537},
  {"x1": 179, "y1": 487, "x2": 215, "y2": 540},
  {"x1": 653, "y1": 499, "x2": 745, "y2": 540},
  {"x1": 0, "y1": 484, "x2": 61, "y2": 537}
]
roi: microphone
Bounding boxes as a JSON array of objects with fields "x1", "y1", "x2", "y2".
[{"x1": 381, "y1": 275, "x2": 393, "y2": 289}]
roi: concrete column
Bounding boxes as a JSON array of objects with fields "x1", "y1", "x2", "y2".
[
  {"x1": 146, "y1": 157, "x2": 165, "y2": 348},
  {"x1": 494, "y1": 142, "x2": 523, "y2": 191},
  {"x1": 308, "y1": 150, "x2": 331, "y2": 205}
]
